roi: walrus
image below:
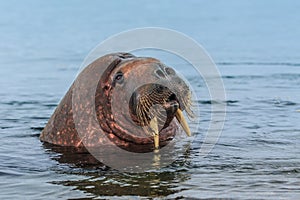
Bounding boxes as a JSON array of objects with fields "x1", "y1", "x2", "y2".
[{"x1": 40, "y1": 53, "x2": 193, "y2": 152}]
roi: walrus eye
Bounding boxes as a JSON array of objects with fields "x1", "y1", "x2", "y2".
[{"x1": 114, "y1": 71, "x2": 124, "y2": 84}]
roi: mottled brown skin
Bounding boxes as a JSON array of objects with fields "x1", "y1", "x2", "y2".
[{"x1": 40, "y1": 53, "x2": 191, "y2": 152}]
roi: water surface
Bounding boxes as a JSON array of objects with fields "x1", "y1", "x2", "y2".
[{"x1": 0, "y1": 1, "x2": 299, "y2": 199}]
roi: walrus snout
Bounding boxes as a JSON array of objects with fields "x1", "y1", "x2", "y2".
[
  {"x1": 129, "y1": 84, "x2": 178, "y2": 127},
  {"x1": 128, "y1": 80, "x2": 192, "y2": 142}
]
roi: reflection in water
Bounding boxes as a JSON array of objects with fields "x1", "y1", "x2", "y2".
[{"x1": 42, "y1": 143, "x2": 191, "y2": 198}]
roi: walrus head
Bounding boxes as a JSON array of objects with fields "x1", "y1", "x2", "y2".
[{"x1": 95, "y1": 53, "x2": 194, "y2": 152}]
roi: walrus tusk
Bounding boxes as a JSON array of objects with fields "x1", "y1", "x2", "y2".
[
  {"x1": 175, "y1": 109, "x2": 191, "y2": 137},
  {"x1": 153, "y1": 134, "x2": 159, "y2": 150},
  {"x1": 149, "y1": 117, "x2": 159, "y2": 149}
]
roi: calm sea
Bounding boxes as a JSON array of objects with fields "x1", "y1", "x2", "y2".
[{"x1": 0, "y1": 0, "x2": 299, "y2": 199}]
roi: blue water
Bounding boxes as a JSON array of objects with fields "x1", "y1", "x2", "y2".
[{"x1": 1, "y1": 0, "x2": 300, "y2": 199}]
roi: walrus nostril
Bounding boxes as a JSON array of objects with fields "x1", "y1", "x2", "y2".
[
  {"x1": 155, "y1": 69, "x2": 166, "y2": 78},
  {"x1": 165, "y1": 67, "x2": 176, "y2": 76}
]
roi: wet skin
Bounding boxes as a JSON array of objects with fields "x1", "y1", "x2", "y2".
[{"x1": 40, "y1": 53, "x2": 193, "y2": 152}]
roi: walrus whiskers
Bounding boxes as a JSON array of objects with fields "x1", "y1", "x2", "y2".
[{"x1": 134, "y1": 84, "x2": 193, "y2": 149}]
